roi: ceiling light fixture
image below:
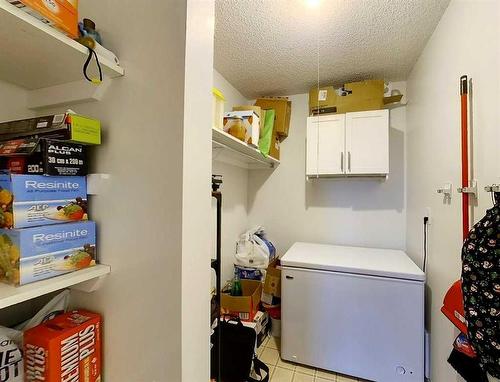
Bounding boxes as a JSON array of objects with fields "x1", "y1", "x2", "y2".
[{"x1": 305, "y1": 0, "x2": 321, "y2": 8}]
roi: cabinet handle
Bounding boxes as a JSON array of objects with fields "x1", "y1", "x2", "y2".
[
  {"x1": 341, "y1": 152, "x2": 344, "y2": 172},
  {"x1": 348, "y1": 151, "x2": 351, "y2": 172},
  {"x1": 286, "y1": 275, "x2": 294, "y2": 280}
]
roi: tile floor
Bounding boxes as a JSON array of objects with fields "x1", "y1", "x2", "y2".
[{"x1": 257, "y1": 335, "x2": 365, "y2": 382}]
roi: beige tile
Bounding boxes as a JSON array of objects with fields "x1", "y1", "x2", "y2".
[
  {"x1": 295, "y1": 364, "x2": 316, "y2": 376},
  {"x1": 261, "y1": 347, "x2": 280, "y2": 366},
  {"x1": 265, "y1": 366, "x2": 275, "y2": 380},
  {"x1": 267, "y1": 336, "x2": 281, "y2": 350},
  {"x1": 259, "y1": 335, "x2": 270, "y2": 349},
  {"x1": 271, "y1": 366, "x2": 294, "y2": 382},
  {"x1": 336, "y1": 374, "x2": 358, "y2": 382},
  {"x1": 276, "y1": 357, "x2": 296, "y2": 371},
  {"x1": 315, "y1": 378, "x2": 335, "y2": 382},
  {"x1": 293, "y1": 372, "x2": 315, "y2": 382},
  {"x1": 315, "y1": 368, "x2": 337, "y2": 380}
]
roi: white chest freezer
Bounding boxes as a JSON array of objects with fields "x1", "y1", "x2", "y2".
[{"x1": 281, "y1": 242, "x2": 425, "y2": 382}]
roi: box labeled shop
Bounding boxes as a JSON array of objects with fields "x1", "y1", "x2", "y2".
[
  {"x1": 7, "y1": 0, "x2": 79, "y2": 38},
  {"x1": 0, "y1": 221, "x2": 96, "y2": 286},
  {"x1": 24, "y1": 310, "x2": 101, "y2": 382},
  {"x1": 0, "y1": 174, "x2": 88, "y2": 229},
  {"x1": 0, "y1": 113, "x2": 101, "y2": 145},
  {"x1": 0, "y1": 138, "x2": 87, "y2": 176},
  {"x1": 221, "y1": 280, "x2": 262, "y2": 321}
]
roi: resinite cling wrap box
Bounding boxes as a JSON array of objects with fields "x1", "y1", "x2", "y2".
[
  {"x1": 0, "y1": 174, "x2": 88, "y2": 229},
  {"x1": 0, "y1": 221, "x2": 96, "y2": 286},
  {"x1": 24, "y1": 310, "x2": 101, "y2": 382}
]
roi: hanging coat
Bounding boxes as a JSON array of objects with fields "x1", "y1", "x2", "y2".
[{"x1": 461, "y1": 194, "x2": 500, "y2": 378}]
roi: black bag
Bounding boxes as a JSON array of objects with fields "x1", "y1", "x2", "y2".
[{"x1": 211, "y1": 316, "x2": 270, "y2": 382}]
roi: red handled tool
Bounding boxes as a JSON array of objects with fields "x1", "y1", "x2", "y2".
[{"x1": 441, "y1": 76, "x2": 470, "y2": 334}]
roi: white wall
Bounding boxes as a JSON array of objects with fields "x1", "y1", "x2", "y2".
[
  {"x1": 182, "y1": 1, "x2": 214, "y2": 381},
  {"x1": 406, "y1": 1, "x2": 500, "y2": 381},
  {"x1": 212, "y1": 70, "x2": 251, "y2": 283},
  {"x1": 1, "y1": 1, "x2": 212, "y2": 380},
  {"x1": 0, "y1": 80, "x2": 33, "y2": 121},
  {"x1": 247, "y1": 88, "x2": 407, "y2": 256}
]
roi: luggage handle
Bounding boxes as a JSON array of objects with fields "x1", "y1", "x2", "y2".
[
  {"x1": 221, "y1": 314, "x2": 244, "y2": 328},
  {"x1": 248, "y1": 355, "x2": 270, "y2": 382}
]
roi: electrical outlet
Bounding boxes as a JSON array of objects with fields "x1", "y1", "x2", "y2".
[{"x1": 424, "y1": 207, "x2": 431, "y2": 224}]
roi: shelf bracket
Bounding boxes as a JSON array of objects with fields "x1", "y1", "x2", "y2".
[
  {"x1": 457, "y1": 180, "x2": 477, "y2": 197},
  {"x1": 437, "y1": 183, "x2": 453, "y2": 196},
  {"x1": 70, "y1": 274, "x2": 108, "y2": 293}
]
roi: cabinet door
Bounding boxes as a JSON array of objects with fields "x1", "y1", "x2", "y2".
[
  {"x1": 306, "y1": 115, "x2": 345, "y2": 176},
  {"x1": 345, "y1": 110, "x2": 389, "y2": 175},
  {"x1": 306, "y1": 117, "x2": 319, "y2": 176}
]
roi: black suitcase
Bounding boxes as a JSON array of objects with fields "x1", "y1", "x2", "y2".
[{"x1": 211, "y1": 316, "x2": 269, "y2": 382}]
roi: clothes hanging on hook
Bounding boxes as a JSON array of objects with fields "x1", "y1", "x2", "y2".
[{"x1": 461, "y1": 203, "x2": 500, "y2": 378}]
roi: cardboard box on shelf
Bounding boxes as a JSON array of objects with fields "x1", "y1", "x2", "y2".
[
  {"x1": 7, "y1": 0, "x2": 79, "y2": 38},
  {"x1": 0, "y1": 174, "x2": 88, "y2": 229},
  {"x1": 0, "y1": 138, "x2": 87, "y2": 176},
  {"x1": 224, "y1": 111, "x2": 260, "y2": 146},
  {"x1": 308, "y1": 86, "x2": 337, "y2": 113},
  {"x1": 255, "y1": 97, "x2": 292, "y2": 139},
  {"x1": 24, "y1": 310, "x2": 101, "y2": 382},
  {"x1": 221, "y1": 280, "x2": 262, "y2": 321},
  {"x1": 0, "y1": 221, "x2": 96, "y2": 286},
  {"x1": 0, "y1": 113, "x2": 101, "y2": 145},
  {"x1": 262, "y1": 259, "x2": 281, "y2": 305},
  {"x1": 232, "y1": 105, "x2": 263, "y2": 129},
  {"x1": 268, "y1": 129, "x2": 280, "y2": 161},
  {"x1": 309, "y1": 79, "x2": 387, "y2": 115}
]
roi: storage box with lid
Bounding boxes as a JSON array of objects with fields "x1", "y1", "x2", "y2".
[{"x1": 212, "y1": 88, "x2": 225, "y2": 130}]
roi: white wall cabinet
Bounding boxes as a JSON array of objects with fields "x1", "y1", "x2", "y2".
[{"x1": 307, "y1": 109, "x2": 389, "y2": 177}]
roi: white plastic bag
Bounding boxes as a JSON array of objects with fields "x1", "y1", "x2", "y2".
[
  {"x1": 234, "y1": 227, "x2": 272, "y2": 269},
  {"x1": 0, "y1": 290, "x2": 70, "y2": 381}
]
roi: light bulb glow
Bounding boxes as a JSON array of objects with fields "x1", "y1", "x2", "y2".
[{"x1": 306, "y1": 0, "x2": 321, "y2": 7}]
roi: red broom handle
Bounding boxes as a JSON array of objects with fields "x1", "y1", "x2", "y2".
[{"x1": 460, "y1": 76, "x2": 469, "y2": 240}]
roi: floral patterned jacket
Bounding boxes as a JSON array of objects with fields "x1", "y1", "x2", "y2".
[{"x1": 461, "y1": 199, "x2": 500, "y2": 378}]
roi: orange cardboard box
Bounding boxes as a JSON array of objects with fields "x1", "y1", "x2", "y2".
[
  {"x1": 9, "y1": 0, "x2": 79, "y2": 38},
  {"x1": 24, "y1": 310, "x2": 101, "y2": 382}
]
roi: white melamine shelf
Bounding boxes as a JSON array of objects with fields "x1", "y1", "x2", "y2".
[
  {"x1": 0, "y1": 264, "x2": 111, "y2": 309},
  {"x1": 212, "y1": 128, "x2": 279, "y2": 169},
  {"x1": 0, "y1": 1, "x2": 124, "y2": 90}
]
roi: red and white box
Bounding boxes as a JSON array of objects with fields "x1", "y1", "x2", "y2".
[{"x1": 24, "y1": 310, "x2": 101, "y2": 382}]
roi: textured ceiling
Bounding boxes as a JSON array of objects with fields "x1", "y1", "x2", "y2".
[{"x1": 214, "y1": 0, "x2": 450, "y2": 98}]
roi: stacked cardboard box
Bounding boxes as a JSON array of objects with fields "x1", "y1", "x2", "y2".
[
  {"x1": 309, "y1": 79, "x2": 401, "y2": 115},
  {"x1": 254, "y1": 97, "x2": 292, "y2": 160},
  {"x1": 0, "y1": 113, "x2": 101, "y2": 286}
]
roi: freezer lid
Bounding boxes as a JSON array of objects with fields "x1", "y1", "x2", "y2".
[{"x1": 281, "y1": 242, "x2": 425, "y2": 281}]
